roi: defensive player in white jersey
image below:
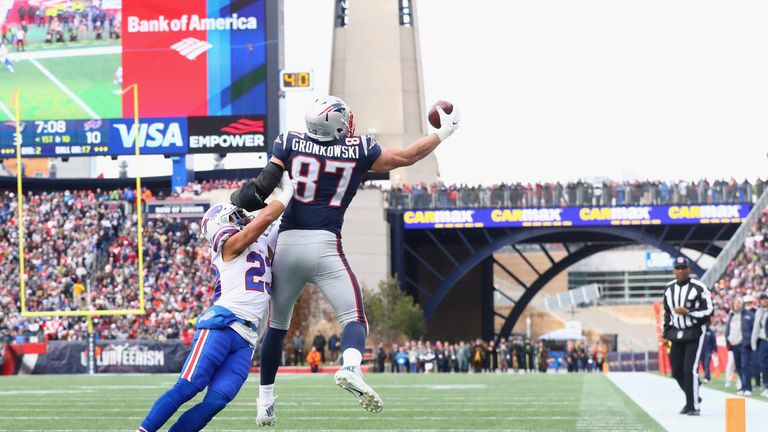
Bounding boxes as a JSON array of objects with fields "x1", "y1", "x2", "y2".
[
  {"x1": 230, "y1": 96, "x2": 460, "y2": 425},
  {"x1": 136, "y1": 173, "x2": 294, "y2": 432}
]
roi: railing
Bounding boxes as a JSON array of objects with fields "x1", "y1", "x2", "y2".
[{"x1": 383, "y1": 184, "x2": 758, "y2": 210}]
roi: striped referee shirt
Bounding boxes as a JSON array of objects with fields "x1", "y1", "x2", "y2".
[{"x1": 663, "y1": 278, "x2": 714, "y2": 331}]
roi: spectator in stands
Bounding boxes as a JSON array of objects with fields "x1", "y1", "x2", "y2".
[
  {"x1": 511, "y1": 338, "x2": 522, "y2": 371},
  {"x1": 388, "y1": 344, "x2": 399, "y2": 372},
  {"x1": 292, "y1": 332, "x2": 305, "y2": 366},
  {"x1": 727, "y1": 297, "x2": 756, "y2": 395},
  {"x1": 435, "y1": 341, "x2": 448, "y2": 372},
  {"x1": 457, "y1": 341, "x2": 470, "y2": 373},
  {"x1": 566, "y1": 342, "x2": 577, "y2": 373},
  {"x1": 537, "y1": 341, "x2": 549, "y2": 373},
  {"x1": 484, "y1": 340, "x2": 494, "y2": 372},
  {"x1": 395, "y1": 347, "x2": 408, "y2": 372},
  {"x1": 700, "y1": 327, "x2": 717, "y2": 383},
  {"x1": 524, "y1": 338, "x2": 536, "y2": 373},
  {"x1": 328, "y1": 332, "x2": 340, "y2": 365},
  {"x1": 499, "y1": 338, "x2": 510, "y2": 373},
  {"x1": 594, "y1": 341, "x2": 607, "y2": 373},
  {"x1": 751, "y1": 293, "x2": 768, "y2": 397},
  {"x1": 471, "y1": 339, "x2": 485, "y2": 373},
  {"x1": 376, "y1": 343, "x2": 386, "y2": 373},
  {"x1": 312, "y1": 332, "x2": 326, "y2": 364},
  {"x1": 72, "y1": 280, "x2": 85, "y2": 309},
  {"x1": 306, "y1": 346, "x2": 321, "y2": 373}
]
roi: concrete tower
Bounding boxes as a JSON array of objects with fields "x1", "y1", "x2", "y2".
[{"x1": 330, "y1": 0, "x2": 438, "y2": 184}]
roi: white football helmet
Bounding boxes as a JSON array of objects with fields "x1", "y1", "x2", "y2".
[
  {"x1": 200, "y1": 203, "x2": 252, "y2": 244},
  {"x1": 305, "y1": 96, "x2": 355, "y2": 142}
]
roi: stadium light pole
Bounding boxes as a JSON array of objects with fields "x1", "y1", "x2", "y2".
[{"x1": 119, "y1": 83, "x2": 145, "y2": 314}]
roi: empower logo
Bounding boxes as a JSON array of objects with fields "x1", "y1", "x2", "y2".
[
  {"x1": 221, "y1": 119, "x2": 265, "y2": 134},
  {"x1": 170, "y1": 37, "x2": 213, "y2": 61}
]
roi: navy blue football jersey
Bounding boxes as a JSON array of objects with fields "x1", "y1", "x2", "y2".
[{"x1": 272, "y1": 131, "x2": 382, "y2": 235}]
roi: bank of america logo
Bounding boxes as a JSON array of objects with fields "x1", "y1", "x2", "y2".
[
  {"x1": 170, "y1": 38, "x2": 213, "y2": 60},
  {"x1": 221, "y1": 119, "x2": 265, "y2": 134}
]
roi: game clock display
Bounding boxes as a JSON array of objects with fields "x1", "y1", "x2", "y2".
[{"x1": 0, "y1": 120, "x2": 111, "y2": 157}]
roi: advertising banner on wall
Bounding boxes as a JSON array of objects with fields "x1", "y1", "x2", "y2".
[
  {"x1": 402, "y1": 204, "x2": 751, "y2": 230},
  {"x1": 31, "y1": 340, "x2": 191, "y2": 374}
]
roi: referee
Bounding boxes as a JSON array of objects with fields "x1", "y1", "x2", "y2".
[{"x1": 662, "y1": 257, "x2": 714, "y2": 416}]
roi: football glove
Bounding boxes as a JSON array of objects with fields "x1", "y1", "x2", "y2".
[{"x1": 435, "y1": 105, "x2": 460, "y2": 142}]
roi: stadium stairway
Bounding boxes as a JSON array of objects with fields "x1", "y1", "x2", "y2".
[{"x1": 701, "y1": 184, "x2": 768, "y2": 287}]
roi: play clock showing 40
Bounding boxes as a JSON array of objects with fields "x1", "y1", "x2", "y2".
[{"x1": 280, "y1": 71, "x2": 314, "y2": 91}]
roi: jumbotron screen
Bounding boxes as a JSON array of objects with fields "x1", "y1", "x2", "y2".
[{"x1": 0, "y1": 0, "x2": 278, "y2": 158}]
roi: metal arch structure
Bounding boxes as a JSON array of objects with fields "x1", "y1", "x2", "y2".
[
  {"x1": 422, "y1": 226, "x2": 706, "y2": 320},
  {"x1": 387, "y1": 212, "x2": 740, "y2": 342}
]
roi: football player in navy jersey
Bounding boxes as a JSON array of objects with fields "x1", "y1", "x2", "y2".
[{"x1": 230, "y1": 96, "x2": 460, "y2": 425}]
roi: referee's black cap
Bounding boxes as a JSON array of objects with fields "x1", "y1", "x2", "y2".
[{"x1": 673, "y1": 257, "x2": 690, "y2": 269}]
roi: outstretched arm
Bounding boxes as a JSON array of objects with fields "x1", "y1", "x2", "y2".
[
  {"x1": 371, "y1": 104, "x2": 460, "y2": 172},
  {"x1": 222, "y1": 172, "x2": 294, "y2": 261},
  {"x1": 230, "y1": 157, "x2": 286, "y2": 211}
]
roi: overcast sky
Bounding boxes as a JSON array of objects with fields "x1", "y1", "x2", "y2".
[
  {"x1": 107, "y1": 0, "x2": 768, "y2": 185},
  {"x1": 281, "y1": 0, "x2": 768, "y2": 185}
]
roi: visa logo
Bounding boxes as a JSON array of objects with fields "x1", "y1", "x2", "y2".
[{"x1": 113, "y1": 122, "x2": 184, "y2": 148}]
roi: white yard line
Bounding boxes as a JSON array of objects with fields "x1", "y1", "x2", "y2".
[
  {"x1": 0, "y1": 99, "x2": 15, "y2": 122},
  {"x1": 28, "y1": 58, "x2": 100, "y2": 120},
  {"x1": 609, "y1": 372, "x2": 768, "y2": 432},
  {"x1": 7, "y1": 45, "x2": 121, "y2": 61}
]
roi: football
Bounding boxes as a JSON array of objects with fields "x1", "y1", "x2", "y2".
[{"x1": 428, "y1": 100, "x2": 454, "y2": 128}]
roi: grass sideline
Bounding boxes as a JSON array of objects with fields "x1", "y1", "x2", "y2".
[{"x1": 0, "y1": 373, "x2": 663, "y2": 431}]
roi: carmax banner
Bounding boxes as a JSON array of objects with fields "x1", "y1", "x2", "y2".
[{"x1": 402, "y1": 204, "x2": 750, "y2": 229}]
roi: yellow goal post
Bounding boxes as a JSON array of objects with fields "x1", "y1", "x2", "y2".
[{"x1": 15, "y1": 85, "x2": 147, "y2": 331}]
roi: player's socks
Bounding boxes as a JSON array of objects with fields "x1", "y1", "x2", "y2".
[
  {"x1": 340, "y1": 322, "x2": 366, "y2": 366},
  {"x1": 342, "y1": 348, "x2": 363, "y2": 368},
  {"x1": 168, "y1": 391, "x2": 228, "y2": 432},
  {"x1": 260, "y1": 328, "x2": 288, "y2": 385},
  {"x1": 140, "y1": 379, "x2": 198, "y2": 432},
  {"x1": 259, "y1": 384, "x2": 275, "y2": 402}
]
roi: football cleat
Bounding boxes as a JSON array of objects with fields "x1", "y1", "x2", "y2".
[
  {"x1": 334, "y1": 366, "x2": 383, "y2": 413},
  {"x1": 256, "y1": 398, "x2": 276, "y2": 427}
]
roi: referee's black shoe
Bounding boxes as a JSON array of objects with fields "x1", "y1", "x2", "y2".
[
  {"x1": 687, "y1": 409, "x2": 700, "y2": 416},
  {"x1": 679, "y1": 406, "x2": 691, "y2": 414}
]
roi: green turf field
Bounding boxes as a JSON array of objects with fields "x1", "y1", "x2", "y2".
[
  {"x1": 0, "y1": 52, "x2": 121, "y2": 121},
  {"x1": 0, "y1": 373, "x2": 663, "y2": 431}
]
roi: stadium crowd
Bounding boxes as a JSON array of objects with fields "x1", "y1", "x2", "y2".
[
  {"x1": 385, "y1": 178, "x2": 762, "y2": 209},
  {"x1": 1, "y1": 2, "x2": 120, "y2": 50},
  {"x1": 0, "y1": 188, "x2": 205, "y2": 345},
  {"x1": 286, "y1": 333, "x2": 607, "y2": 374},
  {"x1": 0, "y1": 176, "x2": 765, "y2": 365}
]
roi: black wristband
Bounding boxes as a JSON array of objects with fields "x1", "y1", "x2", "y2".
[{"x1": 253, "y1": 161, "x2": 284, "y2": 200}]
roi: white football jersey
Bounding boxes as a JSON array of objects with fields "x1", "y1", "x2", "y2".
[{"x1": 209, "y1": 221, "x2": 279, "y2": 325}]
